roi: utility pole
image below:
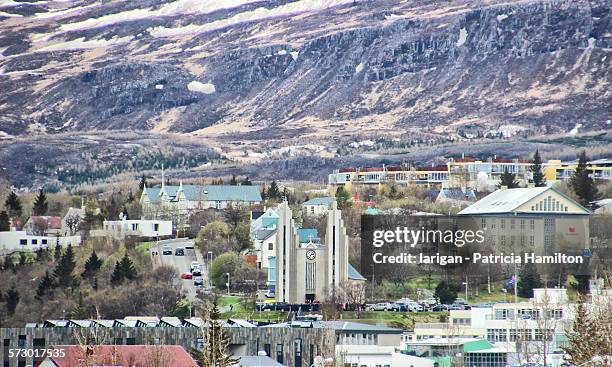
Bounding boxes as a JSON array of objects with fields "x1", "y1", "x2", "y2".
[{"x1": 226, "y1": 272, "x2": 230, "y2": 296}]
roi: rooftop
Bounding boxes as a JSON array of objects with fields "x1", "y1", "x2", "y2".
[{"x1": 302, "y1": 196, "x2": 335, "y2": 206}]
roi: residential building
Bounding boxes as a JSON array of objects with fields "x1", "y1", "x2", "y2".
[
  {"x1": 96, "y1": 218, "x2": 173, "y2": 239},
  {"x1": 141, "y1": 176, "x2": 262, "y2": 225},
  {"x1": 60, "y1": 205, "x2": 86, "y2": 236},
  {"x1": 275, "y1": 200, "x2": 366, "y2": 303},
  {"x1": 39, "y1": 345, "x2": 198, "y2": 367},
  {"x1": 302, "y1": 197, "x2": 335, "y2": 216},
  {"x1": 1, "y1": 318, "x2": 336, "y2": 367},
  {"x1": 251, "y1": 207, "x2": 279, "y2": 235},
  {"x1": 23, "y1": 216, "x2": 62, "y2": 236},
  {"x1": 435, "y1": 187, "x2": 476, "y2": 206},
  {"x1": 543, "y1": 158, "x2": 612, "y2": 182},
  {"x1": 0, "y1": 231, "x2": 81, "y2": 255},
  {"x1": 328, "y1": 156, "x2": 611, "y2": 190}
]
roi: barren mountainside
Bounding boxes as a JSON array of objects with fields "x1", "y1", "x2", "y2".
[{"x1": 0, "y1": 0, "x2": 610, "y2": 187}]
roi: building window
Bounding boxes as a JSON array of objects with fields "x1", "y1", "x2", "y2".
[
  {"x1": 520, "y1": 219, "x2": 525, "y2": 229},
  {"x1": 268, "y1": 243, "x2": 273, "y2": 251},
  {"x1": 154, "y1": 223, "x2": 159, "y2": 231},
  {"x1": 42, "y1": 239, "x2": 47, "y2": 245},
  {"x1": 530, "y1": 219, "x2": 535, "y2": 230},
  {"x1": 481, "y1": 218, "x2": 486, "y2": 229},
  {"x1": 31, "y1": 239, "x2": 38, "y2": 245},
  {"x1": 510, "y1": 219, "x2": 515, "y2": 230},
  {"x1": 19, "y1": 239, "x2": 27, "y2": 246},
  {"x1": 501, "y1": 219, "x2": 505, "y2": 229}
]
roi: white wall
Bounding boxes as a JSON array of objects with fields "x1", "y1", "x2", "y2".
[
  {"x1": 101, "y1": 219, "x2": 173, "y2": 239},
  {"x1": 0, "y1": 231, "x2": 81, "y2": 254}
]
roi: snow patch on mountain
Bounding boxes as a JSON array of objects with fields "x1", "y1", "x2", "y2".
[
  {"x1": 57, "y1": 0, "x2": 261, "y2": 33},
  {"x1": 187, "y1": 81, "x2": 215, "y2": 94},
  {"x1": 148, "y1": 0, "x2": 357, "y2": 37},
  {"x1": 456, "y1": 27, "x2": 467, "y2": 46},
  {"x1": 37, "y1": 35, "x2": 133, "y2": 51}
]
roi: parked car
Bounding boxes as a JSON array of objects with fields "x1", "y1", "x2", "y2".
[
  {"x1": 193, "y1": 276, "x2": 204, "y2": 286},
  {"x1": 190, "y1": 261, "x2": 200, "y2": 271},
  {"x1": 184, "y1": 242, "x2": 194, "y2": 250},
  {"x1": 191, "y1": 266, "x2": 202, "y2": 276},
  {"x1": 369, "y1": 302, "x2": 394, "y2": 311},
  {"x1": 174, "y1": 247, "x2": 184, "y2": 256},
  {"x1": 405, "y1": 302, "x2": 424, "y2": 312},
  {"x1": 264, "y1": 289, "x2": 275, "y2": 298},
  {"x1": 432, "y1": 304, "x2": 449, "y2": 312},
  {"x1": 162, "y1": 246, "x2": 172, "y2": 255},
  {"x1": 180, "y1": 273, "x2": 193, "y2": 279}
]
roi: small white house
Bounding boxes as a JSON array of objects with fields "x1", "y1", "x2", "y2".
[
  {"x1": 0, "y1": 231, "x2": 81, "y2": 254},
  {"x1": 336, "y1": 345, "x2": 434, "y2": 367},
  {"x1": 99, "y1": 219, "x2": 173, "y2": 239},
  {"x1": 302, "y1": 197, "x2": 335, "y2": 216},
  {"x1": 253, "y1": 228, "x2": 276, "y2": 272}
]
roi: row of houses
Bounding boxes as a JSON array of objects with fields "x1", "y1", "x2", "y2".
[{"x1": 329, "y1": 156, "x2": 612, "y2": 190}]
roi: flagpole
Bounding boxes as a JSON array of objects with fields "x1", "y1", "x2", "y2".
[{"x1": 514, "y1": 262, "x2": 518, "y2": 303}]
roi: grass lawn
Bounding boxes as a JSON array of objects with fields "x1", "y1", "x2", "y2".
[{"x1": 136, "y1": 241, "x2": 154, "y2": 256}]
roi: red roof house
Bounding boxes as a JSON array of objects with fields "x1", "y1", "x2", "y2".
[{"x1": 38, "y1": 345, "x2": 199, "y2": 367}]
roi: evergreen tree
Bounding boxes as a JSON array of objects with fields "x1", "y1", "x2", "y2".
[
  {"x1": 530, "y1": 150, "x2": 547, "y2": 187},
  {"x1": 434, "y1": 281, "x2": 458, "y2": 304},
  {"x1": 18, "y1": 252, "x2": 27, "y2": 267},
  {"x1": 229, "y1": 175, "x2": 238, "y2": 185},
  {"x1": 569, "y1": 151, "x2": 598, "y2": 207},
  {"x1": 81, "y1": 250, "x2": 103, "y2": 279},
  {"x1": 35, "y1": 247, "x2": 50, "y2": 262},
  {"x1": 3, "y1": 255, "x2": 14, "y2": 272},
  {"x1": 53, "y1": 244, "x2": 62, "y2": 262},
  {"x1": 192, "y1": 303, "x2": 238, "y2": 366},
  {"x1": 36, "y1": 270, "x2": 55, "y2": 300},
  {"x1": 517, "y1": 262, "x2": 542, "y2": 298},
  {"x1": 138, "y1": 175, "x2": 147, "y2": 197},
  {"x1": 110, "y1": 253, "x2": 137, "y2": 285},
  {"x1": 498, "y1": 168, "x2": 519, "y2": 188},
  {"x1": 0, "y1": 211, "x2": 9, "y2": 231},
  {"x1": 6, "y1": 286, "x2": 19, "y2": 315},
  {"x1": 240, "y1": 176, "x2": 252, "y2": 185},
  {"x1": 260, "y1": 184, "x2": 267, "y2": 201},
  {"x1": 32, "y1": 189, "x2": 49, "y2": 216},
  {"x1": 120, "y1": 253, "x2": 137, "y2": 281},
  {"x1": 4, "y1": 191, "x2": 22, "y2": 217},
  {"x1": 335, "y1": 186, "x2": 351, "y2": 209},
  {"x1": 563, "y1": 301, "x2": 601, "y2": 366},
  {"x1": 53, "y1": 244, "x2": 76, "y2": 288},
  {"x1": 110, "y1": 261, "x2": 123, "y2": 285},
  {"x1": 267, "y1": 181, "x2": 281, "y2": 200}
]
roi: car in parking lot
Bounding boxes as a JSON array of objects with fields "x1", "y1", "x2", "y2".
[
  {"x1": 190, "y1": 261, "x2": 200, "y2": 271},
  {"x1": 180, "y1": 273, "x2": 193, "y2": 279},
  {"x1": 174, "y1": 247, "x2": 184, "y2": 256},
  {"x1": 193, "y1": 276, "x2": 204, "y2": 286},
  {"x1": 191, "y1": 266, "x2": 202, "y2": 276},
  {"x1": 162, "y1": 246, "x2": 172, "y2": 255},
  {"x1": 368, "y1": 302, "x2": 394, "y2": 311},
  {"x1": 432, "y1": 304, "x2": 449, "y2": 312},
  {"x1": 185, "y1": 242, "x2": 194, "y2": 250}
]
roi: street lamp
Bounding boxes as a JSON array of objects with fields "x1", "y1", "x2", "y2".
[{"x1": 226, "y1": 272, "x2": 230, "y2": 296}]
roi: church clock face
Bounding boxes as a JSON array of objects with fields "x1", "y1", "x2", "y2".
[{"x1": 306, "y1": 250, "x2": 316, "y2": 260}]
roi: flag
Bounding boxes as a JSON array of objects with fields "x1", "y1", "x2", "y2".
[{"x1": 505, "y1": 274, "x2": 516, "y2": 288}]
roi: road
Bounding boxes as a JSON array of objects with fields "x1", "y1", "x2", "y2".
[{"x1": 151, "y1": 239, "x2": 207, "y2": 302}]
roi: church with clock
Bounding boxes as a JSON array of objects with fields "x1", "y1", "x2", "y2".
[{"x1": 274, "y1": 199, "x2": 366, "y2": 304}]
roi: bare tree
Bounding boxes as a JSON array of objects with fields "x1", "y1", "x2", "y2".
[{"x1": 144, "y1": 344, "x2": 172, "y2": 367}]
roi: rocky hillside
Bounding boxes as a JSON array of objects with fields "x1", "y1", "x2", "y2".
[{"x1": 0, "y1": 0, "x2": 610, "y2": 187}]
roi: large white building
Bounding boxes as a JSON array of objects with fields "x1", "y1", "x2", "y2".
[
  {"x1": 405, "y1": 288, "x2": 576, "y2": 366},
  {"x1": 0, "y1": 231, "x2": 81, "y2": 255},
  {"x1": 96, "y1": 218, "x2": 173, "y2": 239}
]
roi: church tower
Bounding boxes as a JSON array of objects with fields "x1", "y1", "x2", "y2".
[{"x1": 325, "y1": 200, "x2": 349, "y2": 293}]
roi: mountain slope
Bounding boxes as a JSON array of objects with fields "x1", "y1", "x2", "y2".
[{"x1": 0, "y1": 0, "x2": 610, "y2": 187}]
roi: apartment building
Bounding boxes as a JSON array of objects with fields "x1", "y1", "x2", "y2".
[{"x1": 328, "y1": 156, "x2": 611, "y2": 190}]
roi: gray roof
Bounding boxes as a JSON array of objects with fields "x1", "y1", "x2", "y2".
[
  {"x1": 256, "y1": 229, "x2": 276, "y2": 241},
  {"x1": 235, "y1": 356, "x2": 286, "y2": 367},
  {"x1": 264, "y1": 320, "x2": 402, "y2": 333},
  {"x1": 348, "y1": 264, "x2": 366, "y2": 281},
  {"x1": 303, "y1": 196, "x2": 335, "y2": 206},
  {"x1": 458, "y1": 187, "x2": 589, "y2": 215},
  {"x1": 145, "y1": 185, "x2": 262, "y2": 203}
]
